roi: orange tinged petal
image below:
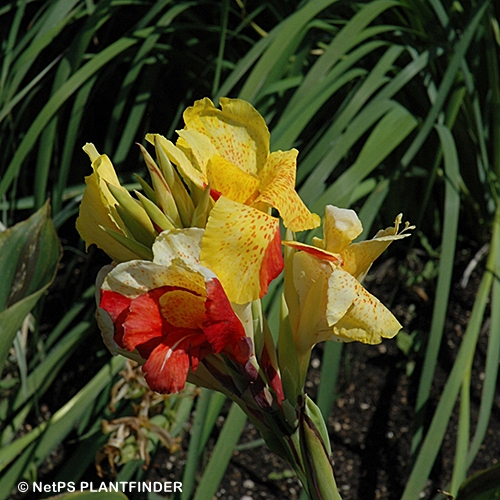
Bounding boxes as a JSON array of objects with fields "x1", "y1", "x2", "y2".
[
  {"x1": 201, "y1": 197, "x2": 283, "y2": 304},
  {"x1": 255, "y1": 150, "x2": 320, "y2": 232},
  {"x1": 159, "y1": 289, "x2": 205, "y2": 329},
  {"x1": 282, "y1": 240, "x2": 341, "y2": 263}
]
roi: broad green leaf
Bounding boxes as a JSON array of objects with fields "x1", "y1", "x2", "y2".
[
  {"x1": 456, "y1": 463, "x2": 500, "y2": 500},
  {"x1": 0, "y1": 202, "x2": 61, "y2": 372}
]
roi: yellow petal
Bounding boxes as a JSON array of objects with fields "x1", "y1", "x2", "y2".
[
  {"x1": 176, "y1": 128, "x2": 218, "y2": 175},
  {"x1": 323, "y1": 205, "x2": 363, "y2": 253},
  {"x1": 76, "y1": 149, "x2": 138, "y2": 262},
  {"x1": 255, "y1": 149, "x2": 320, "y2": 232},
  {"x1": 327, "y1": 268, "x2": 402, "y2": 344},
  {"x1": 159, "y1": 289, "x2": 205, "y2": 329},
  {"x1": 341, "y1": 214, "x2": 412, "y2": 279},
  {"x1": 153, "y1": 228, "x2": 203, "y2": 268},
  {"x1": 292, "y1": 252, "x2": 332, "y2": 354},
  {"x1": 103, "y1": 260, "x2": 206, "y2": 298},
  {"x1": 207, "y1": 155, "x2": 260, "y2": 204},
  {"x1": 200, "y1": 197, "x2": 283, "y2": 304},
  {"x1": 183, "y1": 97, "x2": 270, "y2": 175}
]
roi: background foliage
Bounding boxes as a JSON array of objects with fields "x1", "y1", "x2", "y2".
[{"x1": 1, "y1": 0, "x2": 499, "y2": 499}]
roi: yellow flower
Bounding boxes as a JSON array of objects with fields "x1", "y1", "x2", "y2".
[
  {"x1": 76, "y1": 144, "x2": 156, "y2": 262},
  {"x1": 284, "y1": 206, "x2": 413, "y2": 355},
  {"x1": 148, "y1": 98, "x2": 320, "y2": 304}
]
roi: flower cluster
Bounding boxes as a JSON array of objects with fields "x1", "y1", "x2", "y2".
[{"x1": 77, "y1": 97, "x2": 412, "y2": 500}]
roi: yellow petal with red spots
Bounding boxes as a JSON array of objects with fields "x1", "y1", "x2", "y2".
[
  {"x1": 327, "y1": 268, "x2": 402, "y2": 344},
  {"x1": 160, "y1": 289, "x2": 205, "y2": 329},
  {"x1": 207, "y1": 156, "x2": 260, "y2": 204},
  {"x1": 255, "y1": 149, "x2": 320, "y2": 232},
  {"x1": 183, "y1": 97, "x2": 269, "y2": 175},
  {"x1": 200, "y1": 197, "x2": 283, "y2": 304},
  {"x1": 153, "y1": 228, "x2": 203, "y2": 269},
  {"x1": 103, "y1": 260, "x2": 206, "y2": 298}
]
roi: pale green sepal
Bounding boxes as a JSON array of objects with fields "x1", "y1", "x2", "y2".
[
  {"x1": 106, "y1": 182, "x2": 156, "y2": 239},
  {"x1": 138, "y1": 144, "x2": 182, "y2": 227},
  {"x1": 135, "y1": 191, "x2": 175, "y2": 232},
  {"x1": 152, "y1": 134, "x2": 196, "y2": 225},
  {"x1": 299, "y1": 396, "x2": 342, "y2": 500},
  {"x1": 99, "y1": 225, "x2": 153, "y2": 261},
  {"x1": 115, "y1": 205, "x2": 156, "y2": 248},
  {"x1": 133, "y1": 173, "x2": 157, "y2": 204},
  {"x1": 278, "y1": 294, "x2": 301, "y2": 404},
  {"x1": 305, "y1": 395, "x2": 331, "y2": 455},
  {"x1": 251, "y1": 300, "x2": 265, "y2": 360},
  {"x1": 191, "y1": 185, "x2": 212, "y2": 228},
  {"x1": 281, "y1": 399, "x2": 298, "y2": 429}
]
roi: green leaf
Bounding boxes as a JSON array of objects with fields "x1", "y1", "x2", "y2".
[
  {"x1": 0, "y1": 202, "x2": 61, "y2": 372},
  {"x1": 456, "y1": 463, "x2": 500, "y2": 500},
  {"x1": 192, "y1": 403, "x2": 247, "y2": 500}
]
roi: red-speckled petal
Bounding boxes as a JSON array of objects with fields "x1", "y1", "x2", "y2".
[
  {"x1": 207, "y1": 155, "x2": 260, "y2": 204},
  {"x1": 160, "y1": 289, "x2": 205, "y2": 329},
  {"x1": 182, "y1": 97, "x2": 270, "y2": 175},
  {"x1": 327, "y1": 268, "x2": 402, "y2": 344},
  {"x1": 200, "y1": 197, "x2": 283, "y2": 304},
  {"x1": 255, "y1": 150, "x2": 320, "y2": 232}
]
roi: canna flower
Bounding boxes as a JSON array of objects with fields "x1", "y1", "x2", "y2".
[
  {"x1": 97, "y1": 228, "x2": 252, "y2": 394},
  {"x1": 284, "y1": 205, "x2": 413, "y2": 355},
  {"x1": 76, "y1": 144, "x2": 157, "y2": 262},
  {"x1": 148, "y1": 98, "x2": 320, "y2": 304}
]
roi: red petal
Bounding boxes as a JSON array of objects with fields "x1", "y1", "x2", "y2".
[
  {"x1": 203, "y1": 279, "x2": 248, "y2": 356},
  {"x1": 142, "y1": 342, "x2": 190, "y2": 393},
  {"x1": 142, "y1": 331, "x2": 212, "y2": 393},
  {"x1": 122, "y1": 288, "x2": 167, "y2": 355},
  {"x1": 100, "y1": 290, "x2": 132, "y2": 348},
  {"x1": 259, "y1": 225, "x2": 284, "y2": 297}
]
